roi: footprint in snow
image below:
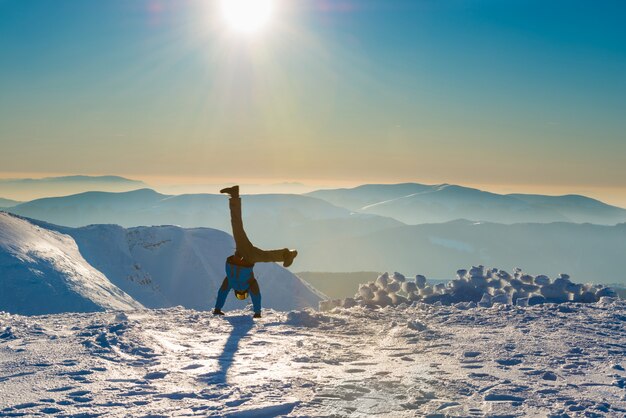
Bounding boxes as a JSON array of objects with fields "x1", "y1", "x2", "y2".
[
  {"x1": 461, "y1": 364, "x2": 484, "y2": 369},
  {"x1": 495, "y1": 358, "x2": 523, "y2": 366},
  {"x1": 0, "y1": 371, "x2": 35, "y2": 382},
  {"x1": 40, "y1": 407, "x2": 62, "y2": 414},
  {"x1": 468, "y1": 372, "x2": 494, "y2": 380},
  {"x1": 47, "y1": 386, "x2": 74, "y2": 392},
  {"x1": 483, "y1": 392, "x2": 525, "y2": 402},
  {"x1": 388, "y1": 352, "x2": 413, "y2": 358},
  {"x1": 537, "y1": 388, "x2": 559, "y2": 394},
  {"x1": 238, "y1": 370, "x2": 258, "y2": 375},
  {"x1": 68, "y1": 390, "x2": 90, "y2": 397},
  {"x1": 437, "y1": 401, "x2": 461, "y2": 411},
  {"x1": 143, "y1": 371, "x2": 168, "y2": 380},
  {"x1": 70, "y1": 396, "x2": 93, "y2": 403},
  {"x1": 155, "y1": 392, "x2": 199, "y2": 400},
  {"x1": 181, "y1": 363, "x2": 204, "y2": 370},
  {"x1": 9, "y1": 402, "x2": 40, "y2": 410},
  {"x1": 60, "y1": 369, "x2": 93, "y2": 376}
]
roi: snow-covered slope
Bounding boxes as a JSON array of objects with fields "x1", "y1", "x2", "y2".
[
  {"x1": 0, "y1": 213, "x2": 142, "y2": 315},
  {"x1": 1, "y1": 301, "x2": 624, "y2": 416},
  {"x1": 41, "y1": 222, "x2": 323, "y2": 312},
  {"x1": 0, "y1": 213, "x2": 322, "y2": 314}
]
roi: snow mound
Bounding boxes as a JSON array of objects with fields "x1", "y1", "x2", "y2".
[
  {"x1": 319, "y1": 265, "x2": 618, "y2": 310},
  {"x1": 0, "y1": 212, "x2": 142, "y2": 314}
]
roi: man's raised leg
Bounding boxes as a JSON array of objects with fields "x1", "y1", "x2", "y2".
[{"x1": 221, "y1": 186, "x2": 298, "y2": 267}]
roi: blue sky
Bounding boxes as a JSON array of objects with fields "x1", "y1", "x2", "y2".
[{"x1": 0, "y1": 0, "x2": 625, "y2": 203}]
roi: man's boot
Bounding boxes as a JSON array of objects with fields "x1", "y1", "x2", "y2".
[
  {"x1": 213, "y1": 308, "x2": 225, "y2": 316},
  {"x1": 282, "y1": 249, "x2": 298, "y2": 267},
  {"x1": 219, "y1": 185, "x2": 239, "y2": 198}
]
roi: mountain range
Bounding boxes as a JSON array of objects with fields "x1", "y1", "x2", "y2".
[
  {"x1": 0, "y1": 175, "x2": 147, "y2": 201},
  {"x1": 292, "y1": 219, "x2": 626, "y2": 282},
  {"x1": 307, "y1": 183, "x2": 626, "y2": 225},
  {"x1": 3, "y1": 182, "x2": 626, "y2": 286}
]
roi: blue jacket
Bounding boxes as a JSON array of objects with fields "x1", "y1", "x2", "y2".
[
  {"x1": 225, "y1": 261, "x2": 254, "y2": 291},
  {"x1": 214, "y1": 256, "x2": 262, "y2": 313}
]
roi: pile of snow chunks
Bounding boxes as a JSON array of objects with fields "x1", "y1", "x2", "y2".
[{"x1": 318, "y1": 266, "x2": 618, "y2": 311}]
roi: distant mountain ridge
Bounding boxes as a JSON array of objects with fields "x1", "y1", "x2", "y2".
[
  {"x1": 0, "y1": 175, "x2": 148, "y2": 201},
  {"x1": 0, "y1": 175, "x2": 142, "y2": 184},
  {"x1": 0, "y1": 197, "x2": 20, "y2": 208},
  {"x1": 307, "y1": 183, "x2": 626, "y2": 225},
  {"x1": 4, "y1": 185, "x2": 626, "y2": 285},
  {"x1": 292, "y1": 219, "x2": 626, "y2": 283}
]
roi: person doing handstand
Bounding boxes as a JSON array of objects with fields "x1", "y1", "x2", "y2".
[{"x1": 213, "y1": 185, "x2": 298, "y2": 318}]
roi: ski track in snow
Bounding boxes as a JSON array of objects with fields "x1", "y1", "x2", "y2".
[{"x1": 1, "y1": 301, "x2": 626, "y2": 417}]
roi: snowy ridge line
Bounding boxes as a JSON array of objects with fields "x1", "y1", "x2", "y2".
[{"x1": 319, "y1": 265, "x2": 619, "y2": 311}]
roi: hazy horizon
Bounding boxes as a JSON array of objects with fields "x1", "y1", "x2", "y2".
[{"x1": 1, "y1": 171, "x2": 626, "y2": 209}]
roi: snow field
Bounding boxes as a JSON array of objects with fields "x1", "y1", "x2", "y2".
[{"x1": 1, "y1": 299, "x2": 625, "y2": 417}]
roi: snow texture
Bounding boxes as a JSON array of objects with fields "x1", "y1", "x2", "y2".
[
  {"x1": 320, "y1": 266, "x2": 619, "y2": 311},
  {"x1": 0, "y1": 212, "x2": 142, "y2": 314},
  {"x1": 1, "y1": 300, "x2": 625, "y2": 417}
]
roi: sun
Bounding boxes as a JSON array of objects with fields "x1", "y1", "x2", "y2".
[{"x1": 219, "y1": 0, "x2": 275, "y2": 34}]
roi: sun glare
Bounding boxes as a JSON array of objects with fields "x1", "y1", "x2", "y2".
[{"x1": 220, "y1": 0, "x2": 275, "y2": 34}]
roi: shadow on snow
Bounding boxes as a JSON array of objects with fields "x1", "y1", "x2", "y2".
[{"x1": 201, "y1": 315, "x2": 255, "y2": 386}]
